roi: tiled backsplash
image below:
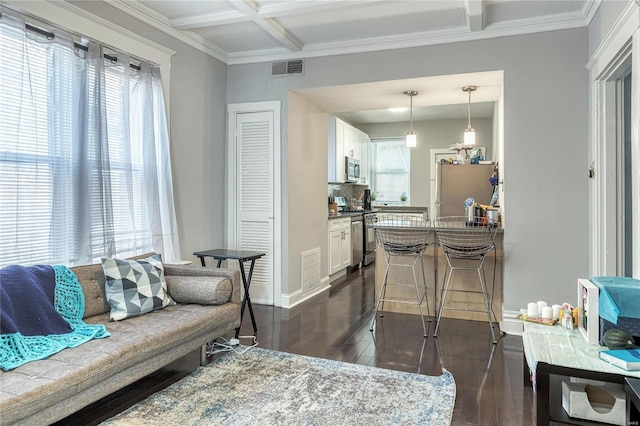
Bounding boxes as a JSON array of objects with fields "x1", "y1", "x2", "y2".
[{"x1": 328, "y1": 183, "x2": 368, "y2": 209}]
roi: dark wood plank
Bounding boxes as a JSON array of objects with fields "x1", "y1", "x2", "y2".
[{"x1": 229, "y1": 264, "x2": 534, "y2": 426}]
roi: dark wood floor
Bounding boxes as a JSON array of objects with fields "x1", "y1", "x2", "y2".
[{"x1": 227, "y1": 264, "x2": 535, "y2": 426}]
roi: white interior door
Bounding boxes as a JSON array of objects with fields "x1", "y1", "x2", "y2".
[{"x1": 228, "y1": 103, "x2": 281, "y2": 306}]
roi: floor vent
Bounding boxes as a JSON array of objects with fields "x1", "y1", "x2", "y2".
[
  {"x1": 271, "y1": 59, "x2": 304, "y2": 77},
  {"x1": 301, "y1": 248, "x2": 320, "y2": 293}
]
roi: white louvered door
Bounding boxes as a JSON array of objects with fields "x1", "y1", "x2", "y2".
[{"x1": 235, "y1": 111, "x2": 274, "y2": 305}]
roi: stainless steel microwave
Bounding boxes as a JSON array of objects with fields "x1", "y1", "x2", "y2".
[{"x1": 345, "y1": 156, "x2": 360, "y2": 181}]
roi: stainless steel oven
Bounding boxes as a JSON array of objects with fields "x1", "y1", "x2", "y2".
[{"x1": 363, "y1": 212, "x2": 376, "y2": 266}]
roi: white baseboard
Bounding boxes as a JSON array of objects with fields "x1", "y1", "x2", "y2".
[
  {"x1": 329, "y1": 268, "x2": 347, "y2": 283},
  {"x1": 500, "y1": 307, "x2": 524, "y2": 336},
  {"x1": 280, "y1": 276, "x2": 330, "y2": 309}
]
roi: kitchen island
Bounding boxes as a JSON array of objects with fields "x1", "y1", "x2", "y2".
[{"x1": 373, "y1": 223, "x2": 503, "y2": 323}]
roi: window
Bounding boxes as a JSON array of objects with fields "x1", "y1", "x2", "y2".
[
  {"x1": 0, "y1": 12, "x2": 180, "y2": 267},
  {"x1": 371, "y1": 138, "x2": 410, "y2": 204}
]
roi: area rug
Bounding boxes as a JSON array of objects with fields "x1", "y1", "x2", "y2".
[{"x1": 101, "y1": 347, "x2": 456, "y2": 425}]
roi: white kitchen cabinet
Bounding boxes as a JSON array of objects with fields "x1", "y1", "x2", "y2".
[
  {"x1": 328, "y1": 218, "x2": 351, "y2": 274},
  {"x1": 346, "y1": 126, "x2": 360, "y2": 160},
  {"x1": 359, "y1": 131, "x2": 370, "y2": 184},
  {"x1": 328, "y1": 117, "x2": 370, "y2": 183},
  {"x1": 328, "y1": 118, "x2": 346, "y2": 182}
]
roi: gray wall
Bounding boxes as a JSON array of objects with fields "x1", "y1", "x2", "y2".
[
  {"x1": 69, "y1": 1, "x2": 229, "y2": 263},
  {"x1": 359, "y1": 118, "x2": 493, "y2": 208},
  {"x1": 287, "y1": 92, "x2": 330, "y2": 294},
  {"x1": 227, "y1": 28, "x2": 590, "y2": 310}
]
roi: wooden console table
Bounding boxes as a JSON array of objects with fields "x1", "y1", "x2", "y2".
[{"x1": 522, "y1": 322, "x2": 640, "y2": 425}]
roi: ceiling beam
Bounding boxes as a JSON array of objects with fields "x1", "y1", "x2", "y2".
[
  {"x1": 171, "y1": 0, "x2": 384, "y2": 30},
  {"x1": 465, "y1": 0, "x2": 484, "y2": 32},
  {"x1": 230, "y1": 0, "x2": 303, "y2": 52},
  {"x1": 171, "y1": 10, "x2": 249, "y2": 30}
]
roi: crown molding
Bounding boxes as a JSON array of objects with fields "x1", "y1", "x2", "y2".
[
  {"x1": 584, "y1": 0, "x2": 603, "y2": 25},
  {"x1": 227, "y1": 17, "x2": 588, "y2": 65},
  {"x1": 106, "y1": 0, "x2": 228, "y2": 63}
]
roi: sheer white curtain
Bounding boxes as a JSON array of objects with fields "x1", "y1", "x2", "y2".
[{"x1": 0, "y1": 11, "x2": 181, "y2": 266}]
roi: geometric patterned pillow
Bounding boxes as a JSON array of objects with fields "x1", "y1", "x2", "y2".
[{"x1": 101, "y1": 254, "x2": 176, "y2": 321}]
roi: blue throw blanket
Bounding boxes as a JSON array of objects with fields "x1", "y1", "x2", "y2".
[{"x1": 0, "y1": 264, "x2": 110, "y2": 371}]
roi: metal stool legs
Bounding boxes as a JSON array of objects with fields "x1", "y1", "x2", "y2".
[
  {"x1": 370, "y1": 247, "x2": 431, "y2": 338},
  {"x1": 434, "y1": 252, "x2": 499, "y2": 343}
]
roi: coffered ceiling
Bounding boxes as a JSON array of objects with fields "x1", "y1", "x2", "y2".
[
  {"x1": 110, "y1": 0, "x2": 599, "y2": 65},
  {"x1": 104, "y1": 0, "x2": 600, "y2": 124}
]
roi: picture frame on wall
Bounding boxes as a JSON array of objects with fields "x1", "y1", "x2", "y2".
[{"x1": 577, "y1": 279, "x2": 599, "y2": 344}]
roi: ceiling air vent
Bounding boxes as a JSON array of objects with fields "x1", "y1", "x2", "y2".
[{"x1": 271, "y1": 59, "x2": 304, "y2": 77}]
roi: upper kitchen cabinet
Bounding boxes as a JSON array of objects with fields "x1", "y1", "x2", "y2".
[
  {"x1": 328, "y1": 117, "x2": 346, "y2": 182},
  {"x1": 358, "y1": 130, "x2": 369, "y2": 185},
  {"x1": 328, "y1": 117, "x2": 370, "y2": 184}
]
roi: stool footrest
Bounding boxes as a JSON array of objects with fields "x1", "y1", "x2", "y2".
[
  {"x1": 383, "y1": 282, "x2": 427, "y2": 289},
  {"x1": 440, "y1": 306, "x2": 492, "y2": 314},
  {"x1": 379, "y1": 296, "x2": 427, "y2": 305},
  {"x1": 441, "y1": 288, "x2": 487, "y2": 295}
]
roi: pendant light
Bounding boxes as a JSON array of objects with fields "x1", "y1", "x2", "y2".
[
  {"x1": 404, "y1": 90, "x2": 418, "y2": 148},
  {"x1": 462, "y1": 85, "x2": 477, "y2": 145}
]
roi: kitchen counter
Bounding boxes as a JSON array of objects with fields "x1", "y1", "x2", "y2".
[
  {"x1": 373, "y1": 205, "x2": 428, "y2": 214},
  {"x1": 328, "y1": 210, "x2": 375, "y2": 219},
  {"x1": 374, "y1": 231, "x2": 503, "y2": 322}
]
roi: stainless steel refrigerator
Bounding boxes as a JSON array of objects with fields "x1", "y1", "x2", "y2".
[{"x1": 435, "y1": 163, "x2": 495, "y2": 218}]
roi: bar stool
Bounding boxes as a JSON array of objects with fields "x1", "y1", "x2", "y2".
[
  {"x1": 433, "y1": 216, "x2": 500, "y2": 344},
  {"x1": 369, "y1": 215, "x2": 432, "y2": 337}
]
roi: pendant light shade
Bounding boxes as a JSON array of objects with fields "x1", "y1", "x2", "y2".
[
  {"x1": 462, "y1": 85, "x2": 477, "y2": 145},
  {"x1": 406, "y1": 131, "x2": 416, "y2": 148},
  {"x1": 404, "y1": 90, "x2": 418, "y2": 148}
]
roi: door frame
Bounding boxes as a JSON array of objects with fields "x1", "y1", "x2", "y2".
[
  {"x1": 227, "y1": 101, "x2": 282, "y2": 306},
  {"x1": 587, "y1": 1, "x2": 640, "y2": 277}
]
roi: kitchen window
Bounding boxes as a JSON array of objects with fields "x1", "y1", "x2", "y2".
[{"x1": 370, "y1": 138, "x2": 410, "y2": 204}]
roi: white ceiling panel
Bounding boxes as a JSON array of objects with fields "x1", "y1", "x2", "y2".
[
  {"x1": 138, "y1": 0, "x2": 233, "y2": 21},
  {"x1": 340, "y1": 102, "x2": 496, "y2": 125},
  {"x1": 191, "y1": 21, "x2": 286, "y2": 52},
  {"x1": 485, "y1": 0, "x2": 587, "y2": 25},
  {"x1": 280, "y1": 6, "x2": 468, "y2": 45},
  {"x1": 293, "y1": 70, "x2": 502, "y2": 124}
]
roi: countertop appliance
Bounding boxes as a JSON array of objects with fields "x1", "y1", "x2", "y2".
[
  {"x1": 350, "y1": 214, "x2": 363, "y2": 268},
  {"x1": 363, "y1": 212, "x2": 377, "y2": 266},
  {"x1": 345, "y1": 156, "x2": 360, "y2": 182},
  {"x1": 435, "y1": 163, "x2": 495, "y2": 218},
  {"x1": 335, "y1": 196, "x2": 348, "y2": 212},
  {"x1": 363, "y1": 189, "x2": 372, "y2": 210}
]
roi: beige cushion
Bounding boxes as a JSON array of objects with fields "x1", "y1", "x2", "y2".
[{"x1": 166, "y1": 276, "x2": 232, "y2": 305}]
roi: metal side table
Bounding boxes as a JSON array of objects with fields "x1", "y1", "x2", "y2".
[{"x1": 193, "y1": 249, "x2": 265, "y2": 338}]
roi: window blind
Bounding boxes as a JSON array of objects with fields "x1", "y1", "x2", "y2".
[{"x1": 0, "y1": 12, "x2": 180, "y2": 267}]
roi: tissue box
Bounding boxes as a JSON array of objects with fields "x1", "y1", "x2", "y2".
[{"x1": 562, "y1": 381, "x2": 626, "y2": 425}]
